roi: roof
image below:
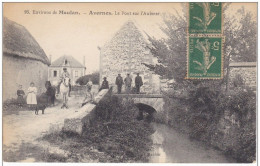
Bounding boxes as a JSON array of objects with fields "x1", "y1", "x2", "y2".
[
  {"x1": 229, "y1": 62, "x2": 256, "y2": 67},
  {"x1": 50, "y1": 55, "x2": 85, "y2": 68},
  {"x1": 3, "y1": 17, "x2": 50, "y2": 65},
  {"x1": 102, "y1": 20, "x2": 152, "y2": 49}
]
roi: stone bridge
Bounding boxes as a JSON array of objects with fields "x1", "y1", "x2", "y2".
[
  {"x1": 59, "y1": 91, "x2": 164, "y2": 135},
  {"x1": 114, "y1": 94, "x2": 164, "y2": 113}
]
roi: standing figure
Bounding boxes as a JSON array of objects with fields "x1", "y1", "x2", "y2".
[
  {"x1": 68, "y1": 79, "x2": 72, "y2": 97},
  {"x1": 57, "y1": 68, "x2": 70, "y2": 94},
  {"x1": 27, "y1": 82, "x2": 37, "y2": 109},
  {"x1": 60, "y1": 76, "x2": 70, "y2": 109},
  {"x1": 81, "y1": 84, "x2": 94, "y2": 107},
  {"x1": 135, "y1": 73, "x2": 143, "y2": 94},
  {"x1": 87, "y1": 79, "x2": 93, "y2": 91},
  {"x1": 99, "y1": 77, "x2": 109, "y2": 91},
  {"x1": 17, "y1": 85, "x2": 25, "y2": 108},
  {"x1": 124, "y1": 73, "x2": 132, "y2": 94},
  {"x1": 115, "y1": 74, "x2": 123, "y2": 94},
  {"x1": 45, "y1": 81, "x2": 56, "y2": 107}
]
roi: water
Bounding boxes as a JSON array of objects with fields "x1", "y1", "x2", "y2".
[{"x1": 149, "y1": 123, "x2": 236, "y2": 163}]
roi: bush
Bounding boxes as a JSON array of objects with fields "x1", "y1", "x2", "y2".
[
  {"x1": 76, "y1": 72, "x2": 99, "y2": 85},
  {"x1": 163, "y1": 86, "x2": 256, "y2": 163},
  {"x1": 82, "y1": 96, "x2": 154, "y2": 162},
  {"x1": 42, "y1": 95, "x2": 154, "y2": 162}
]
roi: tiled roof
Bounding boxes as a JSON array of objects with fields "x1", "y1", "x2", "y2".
[{"x1": 50, "y1": 55, "x2": 85, "y2": 68}]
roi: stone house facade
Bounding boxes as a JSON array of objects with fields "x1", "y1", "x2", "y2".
[
  {"x1": 3, "y1": 17, "x2": 50, "y2": 101},
  {"x1": 100, "y1": 21, "x2": 160, "y2": 93},
  {"x1": 48, "y1": 55, "x2": 86, "y2": 86}
]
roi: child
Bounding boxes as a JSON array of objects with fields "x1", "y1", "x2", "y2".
[
  {"x1": 17, "y1": 85, "x2": 25, "y2": 108},
  {"x1": 81, "y1": 85, "x2": 94, "y2": 107},
  {"x1": 27, "y1": 82, "x2": 37, "y2": 109}
]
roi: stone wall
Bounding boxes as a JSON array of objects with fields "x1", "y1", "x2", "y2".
[
  {"x1": 100, "y1": 21, "x2": 160, "y2": 94},
  {"x1": 3, "y1": 54, "x2": 49, "y2": 101},
  {"x1": 229, "y1": 62, "x2": 256, "y2": 90},
  {"x1": 62, "y1": 88, "x2": 112, "y2": 135}
]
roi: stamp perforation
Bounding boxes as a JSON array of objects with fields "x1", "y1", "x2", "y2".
[{"x1": 186, "y1": 2, "x2": 224, "y2": 80}]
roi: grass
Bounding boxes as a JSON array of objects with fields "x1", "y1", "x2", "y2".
[{"x1": 41, "y1": 95, "x2": 155, "y2": 162}]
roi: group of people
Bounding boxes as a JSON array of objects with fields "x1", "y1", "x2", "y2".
[
  {"x1": 16, "y1": 68, "x2": 71, "y2": 109},
  {"x1": 16, "y1": 70, "x2": 144, "y2": 110},
  {"x1": 16, "y1": 82, "x2": 38, "y2": 108},
  {"x1": 99, "y1": 73, "x2": 143, "y2": 94}
]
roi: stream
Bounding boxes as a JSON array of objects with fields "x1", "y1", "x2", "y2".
[{"x1": 149, "y1": 123, "x2": 236, "y2": 163}]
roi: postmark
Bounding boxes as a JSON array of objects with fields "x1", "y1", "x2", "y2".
[
  {"x1": 189, "y1": 2, "x2": 222, "y2": 34},
  {"x1": 187, "y1": 36, "x2": 223, "y2": 79}
]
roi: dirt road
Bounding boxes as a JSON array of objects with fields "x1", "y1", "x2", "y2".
[{"x1": 3, "y1": 95, "x2": 85, "y2": 162}]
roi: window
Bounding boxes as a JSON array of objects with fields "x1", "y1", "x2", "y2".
[
  {"x1": 75, "y1": 71, "x2": 78, "y2": 77},
  {"x1": 54, "y1": 71, "x2": 57, "y2": 77},
  {"x1": 65, "y1": 59, "x2": 68, "y2": 65}
]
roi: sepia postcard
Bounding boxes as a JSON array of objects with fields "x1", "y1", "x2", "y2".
[{"x1": 2, "y1": 2, "x2": 257, "y2": 165}]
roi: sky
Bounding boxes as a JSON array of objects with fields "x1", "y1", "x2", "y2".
[{"x1": 3, "y1": 3, "x2": 257, "y2": 73}]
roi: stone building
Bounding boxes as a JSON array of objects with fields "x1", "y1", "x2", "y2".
[
  {"x1": 48, "y1": 55, "x2": 86, "y2": 86},
  {"x1": 100, "y1": 21, "x2": 160, "y2": 93},
  {"x1": 3, "y1": 17, "x2": 50, "y2": 101},
  {"x1": 229, "y1": 62, "x2": 256, "y2": 90}
]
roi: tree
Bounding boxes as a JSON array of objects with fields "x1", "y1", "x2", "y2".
[
  {"x1": 224, "y1": 6, "x2": 256, "y2": 90},
  {"x1": 76, "y1": 71, "x2": 100, "y2": 85},
  {"x1": 144, "y1": 4, "x2": 256, "y2": 90}
]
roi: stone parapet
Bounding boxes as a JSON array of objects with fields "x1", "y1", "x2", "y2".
[{"x1": 50, "y1": 88, "x2": 112, "y2": 135}]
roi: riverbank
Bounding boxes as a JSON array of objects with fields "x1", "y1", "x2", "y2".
[
  {"x1": 149, "y1": 123, "x2": 236, "y2": 163},
  {"x1": 40, "y1": 96, "x2": 154, "y2": 162},
  {"x1": 155, "y1": 87, "x2": 256, "y2": 163}
]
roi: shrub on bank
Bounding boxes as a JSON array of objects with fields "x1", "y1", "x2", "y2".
[
  {"x1": 42, "y1": 95, "x2": 154, "y2": 162},
  {"x1": 82, "y1": 95, "x2": 154, "y2": 162},
  {"x1": 161, "y1": 86, "x2": 256, "y2": 163}
]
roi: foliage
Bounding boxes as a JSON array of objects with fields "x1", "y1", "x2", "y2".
[
  {"x1": 145, "y1": 4, "x2": 256, "y2": 86},
  {"x1": 82, "y1": 96, "x2": 154, "y2": 162},
  {"x1": 224, "y1": 7, "x2": 257, "y2": 63},
  {"x1": 162, "y1": 87, "x2": 256, "y2": 162},
  {"x1": 145, "y1": 8, "x2": 187, "y2": 83},
  {"x1": 42, "y1": 96, "x2": 154, "y2": 162},
  {"x1": 76, "y1": 71, "x2": 99, "y2": 85}
]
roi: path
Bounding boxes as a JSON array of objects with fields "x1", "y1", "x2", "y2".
[{"x1": 3, "y1": 95, "x2": 86, "y2": 161}]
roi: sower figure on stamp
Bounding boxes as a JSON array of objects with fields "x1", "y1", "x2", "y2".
[
  {"x1": 57, "y1": 68, "x2": 70, "y2": 95},
  {"x1": 115, "y1": 74, "x2": 123, "y2": 94},
  {"x1": 135, "y1": 73, "x2": 143, "y2": 94},
  {"x1": 124, "y1": 73, "x2": 132, "y2": 94},
  {"x1": 194, "y1": 39, "x2": 216, "y2": 75}
]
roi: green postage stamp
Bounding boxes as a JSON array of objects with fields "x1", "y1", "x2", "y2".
[
  {"x1": 187, "y1": 2, "x2": 223, "y2": 79},
  {"x1": 187, "y1": 36, "x2": 223, "y2": 79},
  {"x1": 189, "y1": 2, "x2": 222, "y2": 34}
]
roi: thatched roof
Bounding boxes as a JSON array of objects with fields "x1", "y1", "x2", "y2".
[
  {"x1": 50, "y1": 55, "x2": 85, "y2": 68},
  {"x1": 3, "y1": 17, "x2": 50, "y2": 65}
]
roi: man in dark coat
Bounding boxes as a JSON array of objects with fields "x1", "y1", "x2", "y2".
[
  {"x1": 45, "y1": 81, "x2": 56, "y2": 106},
  {"x1": 135, "y1": 73, "x2": 143, "y2": 94},
  {"x1": 99, "y1": 77, "x2": 109, "y2": 91},
  {"x1": 115, "y1": 74, "x2": 123, "y2": 94}
]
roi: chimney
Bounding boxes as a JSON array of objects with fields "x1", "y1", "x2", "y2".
[
  {"x1": 83, "y1": 56, "x2": 85, "y2": 67},
  {"x1": 49, "y1": 55, "x2": 52, "y2": 64}
]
